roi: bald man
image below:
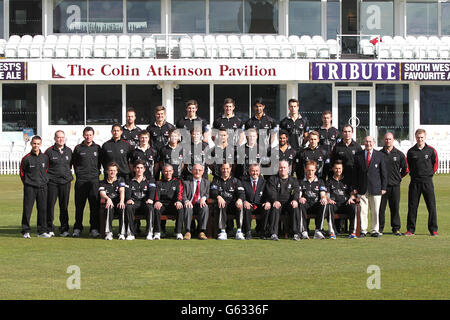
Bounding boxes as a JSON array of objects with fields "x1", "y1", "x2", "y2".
[
  {"x1": 353, "y1": 136, "x2": 387, "y2": 237},
  {"x1": 379, "y1": 133, "x2": 408, "y2": 235}
]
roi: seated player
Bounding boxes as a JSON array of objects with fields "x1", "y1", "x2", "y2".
[
  {"x1": 265, "y1": 160, "x2": 300, "y2": 241},
  {"x1": 99, "y1": 162, "x2": 126, "y2": 240},
  {"x1": 125, "y1": 160, "x2": 156, "y2": 240},
  {"x1": 326, "y1": 160, "x2": 358, "y2": 239},
  {"x1": 210, "y1": 163, "x2": 245, "y2": 240},
  {"x1": 154, "y1": 164, "x2": 184, "y2": 240},
  {"x1": 298, "y1": 160, "x2": 329, "y2": 240},
  {"x1": 241, "y1": 164, "x2": 271, "y2": 240}
]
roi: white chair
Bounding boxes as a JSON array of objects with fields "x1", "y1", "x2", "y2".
[
  {"x1": 317, "y1": 44, "x2": 330, "y2": 58},
  {"x1": 5, "y1": 35, "x2": 21, "y2": 58},
  {"x1": 289, "y1": 35, "x2": 305, "y2": 58},
  {"x1": 0, "y1": 39, "x2": 6, "y2": 55},
  {"x1": 377, "y1": 43, "x2": 391, "y2": 59},
  {"x1": 143, "y1": 36, "x2": 156, "y2": 58},
  {"x1": 93, "y1": 35, "x2": 107, "y2": 58},
  {"x1": 381, "y1": 35, "x2": 393, "y2": 44},
  {"x1": 193, "y1": 35, "x2": 206, "y2": 58},
  {"x1": 28, "y1": 35, "x2": 44, "y2": 58},
  {"x1": 326, "y1": 39, "x2": 338, "y2": 57},
  {"x1": 130, "y1": 35, "x2": 143, "y2": 57},
  {"x1": 240, "y1": 34, "x2": 254, "y2": 58},
  {"x1": 179, "y1": 36, "x2": 193, "y2": 58},
  {"x1": 43, "y1": 34, "x2": 58, "y2": 58},
  {"x1": 67, "y1": 34, "x2": 81, "y2": 58},
  {"x1": 253, "y1": 35, "x2": 268, "y2": 58},
  {"x1": 106, "y1": 35, "x2": 119, "y2": 58},
  {"x1": 415, "y1": 36, "x2": 428, "y2": 59},
  {"x1": 390, "y1": 44, "x2": 403, "y2": 59},
  {"x1": 81, "y1": 34, "x2": 94, "y2": 57},
  {"x1": 278, "y1": 35, "x2": 293, "y2": 58},
  {"x1": 312, "y1": 35, "x2": 325, "y2": 44},
  {"x1": 55, "y1": 35, "x2": 70, "y2": 58},
  {"x1": 216, "y1": 35, "x2": 230, "y2": 58},
  {"x1": 118, "y1": 35, "x2": 130, "y2": 58},
  {"x1": 17, "y1": 35, "x2": 33, "y2": 58},
  {"x1": 228, "y1": 35, "x2": 242, "y2": 58},
  {"x1": 264, "y1": 35, "x2": 279, "y2": 58},
  {"x1": 204, "y1": 35, "x2": 217, "y2": 58}
]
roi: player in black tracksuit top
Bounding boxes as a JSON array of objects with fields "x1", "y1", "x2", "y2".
[
  {"x1": 147, "y1": 121, "x2": 176, "y2": 153},
  {"x1": 379, "y1": 135, "x2": 409, "y2": 235},
  {"x1": 121, "y1": 108, "x2": 142, "y2": 148},
  {"x1": 318, "y1": 111, "x2": 340, "y2": 155},
  {"x1": 45, "y1": 135, "x2": 73, "y2": 235},
  {"x1": 72, "y1": 128, "x2": 102, "y2": 235},
  {"x1": 101, "y1": 125, "x2": 133, "y2": 182},
  {"x1": 406, "y1": 130, "x2": 439, "y2": 236},
  {"x1": 326, "y1": 160, "x2": 358, "y2": 237},
  {"x1": 125, "y1": 161, "x2": 157, "y2": 239},
  {"x1": 296, "y1": 131, "x2": 330, "y2": 180},
  {"x1": 154, "y1": 164, "x2": 184, "y2": 238},
  {"x1": 235, "y1": 130, "x2": 270, "y2": 178},
  {"x1": 182, "y1": 128, "x2": 209, "y2": 180},
  {"x1": 20, "y1": 136, "x2": 49, "y2": 236},
  {"x1": 129, "y1": 136, "x2": 159, "y2": 181},
  {"x1": 99, "y1": 164, "x2": 126, "y2": 239},
  {"x1": 210, "y1": 163, "x2": 245, "y2": 239},
  {"x1": 265, "y1": 161, "x2": 301, "y2": 240}
]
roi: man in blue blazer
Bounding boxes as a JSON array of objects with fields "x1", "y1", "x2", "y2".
[{"x1": 353, "y1": 136, "x2": 387, "y2": 237}]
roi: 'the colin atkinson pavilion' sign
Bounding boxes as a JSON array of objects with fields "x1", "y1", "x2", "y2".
[{"x1": 0, "y1": 62, "x2": 27, "y2": 80}]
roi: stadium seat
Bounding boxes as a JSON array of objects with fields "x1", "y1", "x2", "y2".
[
  {"x1": 106, "y1": 35, "x2": 119, "y2": 58},
  {"x1": 43, "y1": 34, "x2": 58, "y2": 58},
  {"x1": 229, "y1": 35, "x2": 243, "y2": 58},
  {"x1": 5, "y1": 35, "x2": 21, "y2": 58},
  {"x1": 179, "y1": 36, "x2": 193, "y2": 58},
  {"x1": 55, "y1": 35, "x2": 70, "y2": 58},
  {"x1": 0, "y1": 39, "x2": 6, "y2": 55},
  {"x1": 327, "y1": 39, "x2": 339, "y2": 57},
  {"x1": 193, "y1": 35, "x2": 206, "y2": 58},
  {"x1": 204, "y1": 35, "x2": 217, "y2": 58},
  {"x1": 252, "y1": 35, "x2": 268, "y2": 58},
  {"x1": 67, "y1": 35, "x2": 81, "y2": 58},
  {"x1": 28, "y1": 35, "x2": 43, "y2": 58},
  {"x1": 117, "y1": 35, "x2": 130, "y2": 58},
  {"x1": 143, "y1": 36, "x2": 156, "y2": 58},
  {"x1": 81, "y1": 35, "x2": 94, "y2": 57},
  {"x1": 93, "y1": 35, "x2": 107, "y2": 58},
  {"x1": 216, "y1": 35, "x2": 230, "y2": 58},
  {"x1": 241, "y1": 34, "x2": 254, "y2": 58},
  {"x1": 288, "y1": 35, "x2": 305, "y2": 58},
  {"x1": 17, "y1": 35, "x2": 33, "y2": 58},
  {"x1": 130, "y1": 35, "x2": 143, "y2": 58}
]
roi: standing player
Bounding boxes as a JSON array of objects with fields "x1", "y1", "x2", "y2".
[
  {"x1": 72, "y1": 127, "x2": 102, "y2": 238},
  {"x1": 295, "y1": 131, "x2": 330, "y2": 180},
  {"x1": 208, "y1": 128, "x2": 237, "y2": 178},
  {"x1": 121, "y1": 108, "x2": 142, "y2": 148},
  {"x1": 182, "y1": 128, "x2": 209, "y2": 180},
  {"x1": 101, "y1": 124, "x2": 133, "y2": 182},
  {"x1": 379, "y1": 132, "x2": 409, "y2": 235},
  {"x1": 99, "y1": 162, "x2": 126, "y2": 240},
  {"x1": 212, "y1": 98, "x2": 245, "y2": 145},
  {"x1": 279, "y1": 98, "x2": 309, "y2": 152},
  {"x1": 405, "y1": 129, "x2": 439, "y2": 236},
  {"x1": 20, "y1": 136, "x2": 50, "y2": 238},
  {"x1": 45, "y1": 130, "x2": 73, "y2": 237},
  {"x1": 129, "y1": 130, "x2": 159, "y2": 181},
  {"x1": 236, "y1": 128, "x2": 270, "y2": 178},
  {"x1": 318, "y1": 110, "x2": 340, "y2": 155},
  {"x1": 176, "y1": 99, "x2": 209, "y2": 143},
  {"x1": 159, "y1": 129, "x2": 184, "y2": 179},
  {"x1": 146, "y1": 106, "x2": 175, "y2": 153},
  {"x1": 245, "y1": 97, "x2": 278, "y2": 145}
]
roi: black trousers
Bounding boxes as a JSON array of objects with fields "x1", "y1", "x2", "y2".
[
  {"x1": 407, "y1": 179, "x2": 438, "y2": 234},
  {"x1": 243, "y1": 205, "x2": 270, "y2": 235},
  {"x1": 74, "y1": 179, "x2": 99, "y2": 232},
  {"x1": 125, "y1": 201, "x2": 153, "y2": 236},
  {"x1": 154, "y1": 203, "x2": 184, "y2": 234},
  {"x1": 270, "y1": 202, "x2": 300, "y2": 236},
  {"x1": 328, "y1": 202, "x2": 357, "y2": 235},
  {"x1": 104, "y1": 205, "x2": 126, "y2": 235},
  {"x1": 21, "y1": 184, "x2": 48, "y2": 234},
  {"x1": 47, "y1": 181, "x2": 71, "y2": 233},
  {"x1": 379, "y1": 184, "x2": 401, "y2": 233},
  {"x1": 300, "y1": 202, "x2": 327, "y2": 232}
]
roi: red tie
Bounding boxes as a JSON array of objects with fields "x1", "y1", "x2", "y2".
[
  {"x1": 253, "y1": 180, "x2": 257, "y2": 193},
  {"x1": 366, "y1": 151, "x2": 371, "y2": 168},
  {"x1": 192, "y1": 180, "x2": 200, "y2": 204}
]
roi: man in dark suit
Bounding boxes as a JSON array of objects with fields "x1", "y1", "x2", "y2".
[
  {"x1": 353, "y1": 136, "x2": 387, "y2": 237},
  {"x1": 241, "y1": 164, "x2": 271, "y2": 239},
  {"x1": 182, "y1": 163, "x2": 210, "y2": 240}
]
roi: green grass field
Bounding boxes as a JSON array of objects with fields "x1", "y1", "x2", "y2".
[{"x1": 0, "y1": 174, "x2": 449, "y2": 300}]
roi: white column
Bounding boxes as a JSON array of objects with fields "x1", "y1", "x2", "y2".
[
  {"x1": 409, "y1": 82, "x2": 420, "y2": 142},
  {"x1": 37, "y1": 83, "x2": 49, "y2": 139},
  {"x1": 161, "y1": 81, "x2": 174, "y2": 124},
  {"x1": 286, "y1": 82, "x2": 298, "y2": 114}
]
